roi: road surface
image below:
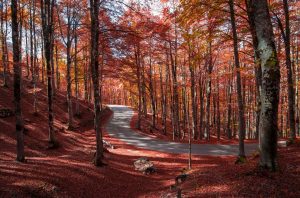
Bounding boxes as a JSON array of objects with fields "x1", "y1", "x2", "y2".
[{"x1": 106, "y1": 105, "x2": 258, "y2": 156}]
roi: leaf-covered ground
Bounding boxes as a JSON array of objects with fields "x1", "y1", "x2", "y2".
[{"x1": 1, "y1": 77, "x2": 300, "y2": 197}]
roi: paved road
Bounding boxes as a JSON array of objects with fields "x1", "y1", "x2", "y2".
[{"x1": 106, "y1": 105, "x2": 258, "y2": 156}]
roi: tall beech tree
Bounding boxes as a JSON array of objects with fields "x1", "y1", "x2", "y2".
[
  {"x1": 282, "y1": 0, "x2": 296, "y2": 141},
  {"x1": 229, "y1": 0, "x2": 246, "y2": 159},
  {"x1": 41, "y1": 0, "x2": 57, "y2": 147},
  {"x1": 12, "y1": 0, "x2": 25, "y2": 162},
  {"x1": 249, "y1": 0, "x2": 280, "y2": 170},
  {"x1": 90, "y1": 0, "x2": 104, "y2": 166}
]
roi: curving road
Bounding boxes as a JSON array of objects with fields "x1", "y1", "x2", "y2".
[{"x1": 106, "y1": 105, "x2": 258, "y2": 156}]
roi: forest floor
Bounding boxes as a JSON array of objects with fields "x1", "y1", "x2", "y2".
[{"x1": 1, "y1": 76, "x2": 300, "y2": 197}]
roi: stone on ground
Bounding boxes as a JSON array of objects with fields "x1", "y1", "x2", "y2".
[{"x1": 134, "y1": 157, "x2": 156, "y2": 174}]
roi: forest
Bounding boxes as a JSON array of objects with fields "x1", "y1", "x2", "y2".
[{"x1": 0, "y1": 0, "x2": 300, "y2": 197}]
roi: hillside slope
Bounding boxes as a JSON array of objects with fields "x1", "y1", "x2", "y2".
[{"x1": 0, "y1": 77, "x2": 176, "y2": 197}]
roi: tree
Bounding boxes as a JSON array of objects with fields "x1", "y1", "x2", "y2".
[
  {"x1": 41, "y1": 0, "x2": 57, "y2": 147},
  {"x1": 90, "y1": 0, "x2": 104, "y2": 166},
  {"x1": 11, "y1": 0, "x2": 25, "y2": 162},
  {"x1": 282, "y1": 0, "x2": 296, "y2": 141},
  {"x1": 229, "y1": 0, "x2": 246, "y2": 159},
  {"x1": 248, "y1": 0, "x2": 280, "y2": 170},
  {"x1": 1, "y1": 0, "x2": 8, "y2": 87}
]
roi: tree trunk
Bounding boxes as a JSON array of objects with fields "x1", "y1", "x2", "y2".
[
  {"x1": 250, "y1": 0, "x2": 280, "y2": 171},
  {"x1": 32, "y1": 0, "x2": 38, "y2": 113},
  {"x1": 216, "y1": 76, "x2": 221, "y2": 141},
  {"x1": 229, "y1": 0, "x2": 246, "y2": 157},
  {"x1": 1, "y1": 0, "x2": 8, "y2": 87},
  {"x1": 135, "y1": 43, "x2": 142, "y2": 130},
  {"x1": 84, "y1": 50, "x2": 88, "y2": 101},
  {"x1": 74, "y1": 24, "x2": 80, "y2": 116},
  {"x1": 41, "y1": 0, "x2": 56, "y2": 146},
  {"x1": 55, "y1": 45, "x2": 60, "y2": 90},
  {"x1": 227, "y1": 66, "x2": 232, "y2": 139},
  {"x1": 199, "y1": 72, "x2": 205, "y2": 140},
  {"x1": 90, "y1": 0, "x2": 103, "y2": 166},
  {"x1": 188, "y1": 42, "x2": 198, "y2": 140},
  {"x1": 245, "y1": 0, "x2": 262, "y2": 140},
  {"x1": 205, "y1": 42, "x2": 213, "y2": 141},
  {"x1": 65, "y1": 7, "x2": 73, "y2": 129},
  {"x1": 148, "y1": 41, "x2": 156, "y2": 129},
  {"x1": 12, "y1": 0, "x2": 25, "y2": 162},
  {"x1": 169, "y1": 40, "x2": 180, "y2": 139},
  {"x1": 282, "y1": 0, "x2": 296, "y2": 140}
]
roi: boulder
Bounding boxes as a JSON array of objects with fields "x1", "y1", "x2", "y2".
[{"x1": 134, "y1": 157, "x2": 156, "y2": 174}]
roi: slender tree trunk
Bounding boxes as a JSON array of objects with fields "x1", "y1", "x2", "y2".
[
  {"x1": 149, "y1": 41, "x2": 156, "y2": 129},
  {"x1": 1, "y1": 0, "x2": 8, "y2": 87},
  {"x1": 141, "y1": 59, "x2": 147, "y2": 117},
  {"x1": 227, "y1": 69, "x2": 232, "y2": 139},
  {"x1": 188, "y1": 41, "x2": 198, "y2": 140},
  {"x1": 199, "y1": 72, "x2": 204, "y2": 140},
  {"x1": 169, "y1": 40, "x2": 180, "y2": 139},
  {"x1": 32, "y1": 0, "x2": 37, "y2": 114},
  {"x1": 159, "y1": 55, "x2": 165, "y2": 133},
  {"x1": 55, "y1": 45, "x2": 60, "y2": 90},
  {"x1": 74, "y1": 25, "x2": 80, "y2": 116},
  {"x1": 90, "y1": 0, "x2": 103, "y2": 166},
  {"x1": 25, "y1": 23, "x2": 29, "y2": 79},
  {"x1": 41, "y1": 0, "x2": 56, "y2": 146},
  {"x1": 205, "y1": 43, "x2": 213, "y2": 141},
  {"x1": 84, "y1": 50, "x2": 88, "y2": 101},
  {"x1": 30, "y1": 0, "x2": 37, "y2": 113},
  {"x1": 216, "y1": 76, "x2": 221, "y2": 141},
  {"x1": 41, "y1": 34, "x2": 45, "y2": 84},
  {"x1": 186, "y1": 94, "x2": 192, "y2": 169},
  {"x1": 163, "y1": 46, "x2": 170, "y2": 135},
  {"x1": 12, "y1": 0, "x2": 25, "y2": 162},
  {"x1": 245, "y1": 0, "x2": 262, "y2": 140},
  {"x1": 282, "y1": 0, "x2": 296, "y2": 140},
  {"x1": 135, "y1": 44, "x2": 142, "y2": 129},
  {"x1": 18, "y1": 1, "x2": 23, "y2": 61},
  {"x1": 229, "y1": 0, "x2": 246, "y2": 157},
  {"x1": 65, "y1": 7, "x2": 73, "y2": 129}
]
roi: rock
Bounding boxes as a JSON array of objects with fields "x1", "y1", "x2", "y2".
[
  {"x1": 134, "y1": 157, "x2": 156, "y2": 174},
  {"x1": 103, "y1": 140, "x2": 114, "y2": 149},
  {"x1": 0, "y1": 108, "x2": 14, "y2": 118},
  {"x1": 278, "y1": 140, "x2": 288, "y2": 147}
]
